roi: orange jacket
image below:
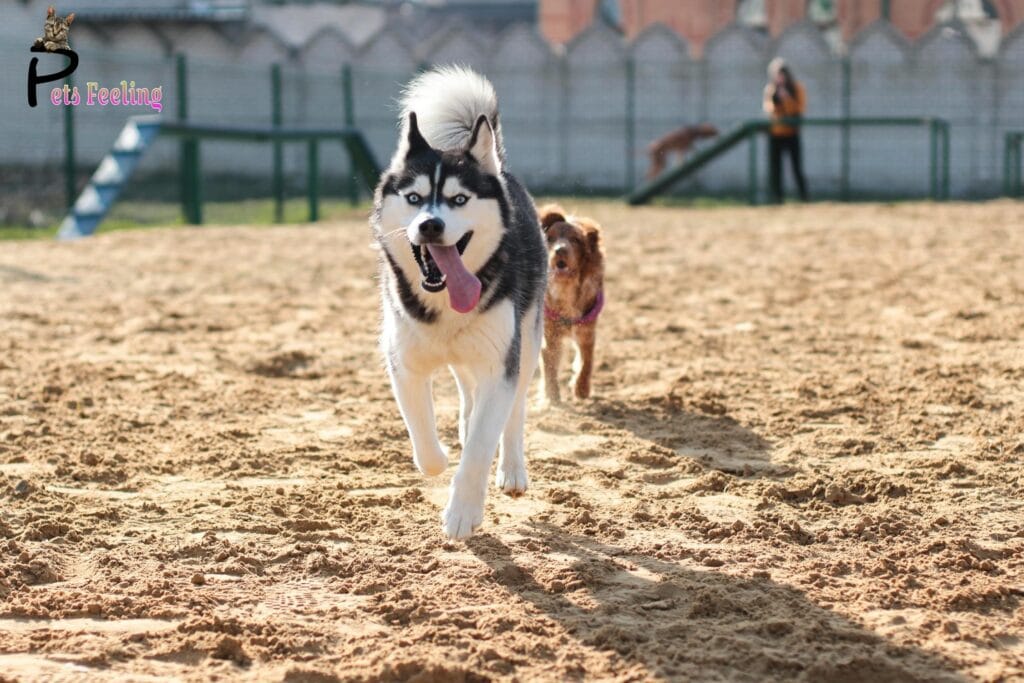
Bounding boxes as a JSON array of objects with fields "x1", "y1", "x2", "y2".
[{"x1": 763, "y1": 81, "x2": 806, "y2": 137}]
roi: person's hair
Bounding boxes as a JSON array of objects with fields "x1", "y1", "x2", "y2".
[
  {"x1": 768, "y1": 57, "x2": 797, "y2": 91},
  {"x1": 779, "y1": 66, "x2": 796, "y2": 91}
]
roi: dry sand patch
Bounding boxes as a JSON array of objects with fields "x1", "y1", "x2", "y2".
[{"x1": 0, "y1": 201, "x2": 1022, "y2": 681}]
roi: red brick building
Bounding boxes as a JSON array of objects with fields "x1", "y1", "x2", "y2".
[{"x1": 540, "y1": 0, "x2": 1024, "y2": 51}]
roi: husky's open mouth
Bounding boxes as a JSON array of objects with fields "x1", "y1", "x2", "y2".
[
  {"x1": 412, "y1": 231, "x2": 473, "y2": 293},
  {"x1": 410, "y1": 231, "x2": 482, "y2": 314}
]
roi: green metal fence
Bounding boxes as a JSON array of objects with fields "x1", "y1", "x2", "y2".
[
  {"x1": 166, "y1": 55, "x2": 378, "y2": 225},
  {"x1": 1005, "y1": 132, "x2": 1023, "y2": 198},
  {"x1": 161, "y1": 120, "x2": 380, "y2": 225},
  {"x1": 629, "y1": 117, "x2": 951, "y2": 205},
  {"x1": 49, "y1": 51, "x2": 967, "y2": 217}
]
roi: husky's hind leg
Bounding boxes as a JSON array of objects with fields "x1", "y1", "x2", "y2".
[
  {"x1": 497, "y1": 306, "x2": 541, "y2": 495},
  {"x1": 450, "y1": 365, "x2": 476, "y2": 449},
  {"x1": 496, "y1": 373, "x2": 531, "y2": 496}
]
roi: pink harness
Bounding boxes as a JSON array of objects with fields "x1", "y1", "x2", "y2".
[{"x1": 545, "y1": 290, "x2": 604, "y2": 326}]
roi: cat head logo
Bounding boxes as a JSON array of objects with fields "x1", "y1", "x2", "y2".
[
  {"x1": 33, "y1": 6, "x2": 75, "y2": 52},
  {"x1": 27, "y1": 5, "x2": 79, "y2": 107}
]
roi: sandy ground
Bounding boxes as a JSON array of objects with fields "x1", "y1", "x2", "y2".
[{"x1": 0, "y1": 201, "x2": 1022, "y2": 682}]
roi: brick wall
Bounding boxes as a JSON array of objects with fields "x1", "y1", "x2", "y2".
[{"x1": 541, "y1": 0, "x2": 1024, "y2": 46}]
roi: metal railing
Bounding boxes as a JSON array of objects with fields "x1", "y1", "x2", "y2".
[
  {"x1": 161, "y1": 55, "x2": 377, "y2": 225},
  {"x1": 160, "y1": 121, "x2": 381, "y2": 225},
  {"x1": 628, "y1": 117, "x2": 951, "y2": 206}
]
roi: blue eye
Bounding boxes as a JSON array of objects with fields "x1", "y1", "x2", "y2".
[
  {"x1": 406, "y1": 193, "x2": 422, "y2": 205},
  {"x1": 451, "y1": 194, "x2": 469, "y2": 206}
]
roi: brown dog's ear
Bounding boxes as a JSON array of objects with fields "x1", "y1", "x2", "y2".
[
  {"x1": 537, "y1": 204, "x2": 566, "y2": 232},
  {"x1": 586, "y1": 227, "x2": 601, "y2": 252}
]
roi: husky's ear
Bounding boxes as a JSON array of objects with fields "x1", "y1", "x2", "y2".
[
  {"x1": 405, "y1": 112, "x2": 431, "y2": 158},
  {"x1": 537, "y1": 204, "x2": 566, "y2": 232},
  {"x1": 47, "y1": 6, "x2": 55, "y2": 17},
  {"x1": 468, "y1": 115, "x2": 501, "y2": 176},
  {"x1": 66, "y1": 12, "x2": 75, "y2": 24}
]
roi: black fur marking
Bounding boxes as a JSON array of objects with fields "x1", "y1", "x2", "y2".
[
  {"x1": 379, "y1": 175, "x2": 399, "y2": 197},
  {"x1": 406, "y1": 112, "x2": 432, "y2": 158},
  {"x1": 504, "y1": 317, "x2": 522, "y2": 380},
  {"x1": 383, "y1": 250, "x2": 437, "y2": 323},
  {"x1": 466, "y1": 115, "x2": 491, "y2": 162}
]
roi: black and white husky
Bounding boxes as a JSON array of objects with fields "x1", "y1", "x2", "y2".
[{"x1": 371, "y1": 67, "x2": 546, "y2": 539}]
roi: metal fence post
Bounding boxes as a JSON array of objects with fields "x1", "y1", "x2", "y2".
[
  {"x1": 176, "y1": 54, "x2": 194, "y2": 224},
  {"x1": 1006, "y1": 135, "x2": 1013, "y2": 197},
  {"x1": 558, "y1": 57, "x2": 569, "y2": 187},
  {"x1": 929, "y1": 119, "x2": 938, "y2": 201},
  {"x1": 308, "y1": 140, "x2": 319, "y2": 222},
  {"x1": 341, "y1": 64, "x2": 358, "y2": 206},
  {"x1": 941, "y1": 122, "x2": 950, "y2": 200},
  {"x1": 1013, "y1": 135, "x2": 1019, "y2": 197},
  {"x1": 1012, "y1": 136, "x2": 1017, "y2": 197},
  {"x1": 1014, "y1": 139, "x2": 1019, "y2": 197},
  {"x1": 271, "y1": 63, "x2": 284, "y2": 223},
  {"x1": 64, "y1": 71, "x2": 75, "y2": 209},
  {"x1": 624, "y1": 55, "x2": 636, "y2": 194},
  {"x1": 1014, "y1": 134, "x2": 1022, "y2": 197},
  {"x1": 189, "y1": 142, "x2": 202, "y2": 224},
  {"x1": 1011, "y1": 134, "x2": 1017, "y2": 197},
  {"x1": 747, "y1": 131, "x2": 758, "y2": 205},
  {"x1": 840, "y1": 57, "x2": 851, "y2": 201}
]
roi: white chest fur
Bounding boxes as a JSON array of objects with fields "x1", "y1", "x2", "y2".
[{"x1": 382, "y1": 294, "x2": 516, "y2": 377}]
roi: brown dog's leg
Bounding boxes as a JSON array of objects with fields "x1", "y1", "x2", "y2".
[
  {"x1": 647, "y1": 144, "x2": 667, "y2": 180},
  {"x1": 572, "y1": 324, "x2": 595, "y2": 399},
  {"x1": 542, "y1": 325, "x2": 564, "y2": 404}
]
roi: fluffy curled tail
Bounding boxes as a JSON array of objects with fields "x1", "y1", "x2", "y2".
[{"x1": 400, "y1": 66, "x2": 505, "y2": 161}]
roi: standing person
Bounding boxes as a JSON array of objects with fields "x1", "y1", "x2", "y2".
[{"x1": 763, "y1": 57, "x2": 808, "y2": 203}]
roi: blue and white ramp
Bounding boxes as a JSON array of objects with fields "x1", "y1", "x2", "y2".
[{"x1": 57, "y1": 116, "x2": 162, "y2": 240}]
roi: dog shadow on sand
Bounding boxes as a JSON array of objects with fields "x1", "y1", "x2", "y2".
[
  {"x1": 467, "y1": 524, "x2": 965, "y2": 682},
  {"x1": 542, "y1": 393, "x2": 787, "y2": 480}
]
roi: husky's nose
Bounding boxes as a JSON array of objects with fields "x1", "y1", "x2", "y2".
[{"x1": 418, "y1": 217, "x2": 445, "y2": 242}]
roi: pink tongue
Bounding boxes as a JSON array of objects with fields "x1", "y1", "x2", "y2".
[{"x1": 427, "y1": 244, "x2": 481, "y2": 313}]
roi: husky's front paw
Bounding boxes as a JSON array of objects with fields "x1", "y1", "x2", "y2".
[
  {"x1": 441, "y1": 496, "x2": 484, "y2": 540},
  {"x1": 495, "y1": 465, "x2": 528, "y2": 497},
  {"x1": 413, "y1": 444, "x2": 448, "y2": 477}
]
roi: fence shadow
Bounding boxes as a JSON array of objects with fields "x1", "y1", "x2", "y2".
[{"x1": 467, "y1": 523, "x2": 964, "y2": 682}]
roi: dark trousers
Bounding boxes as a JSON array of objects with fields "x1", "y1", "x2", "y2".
[{"x1": 769, "y1": 134, "x2": 808, "y2": 203}]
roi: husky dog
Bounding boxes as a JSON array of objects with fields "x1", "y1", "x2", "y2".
[{"x1": 371, "y1": 67, "x2": 546, "y2": 540}]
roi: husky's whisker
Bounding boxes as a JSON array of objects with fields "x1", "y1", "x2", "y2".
[{"x1": 379, "y1": 227, "x2": 409, "y2": 240}]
